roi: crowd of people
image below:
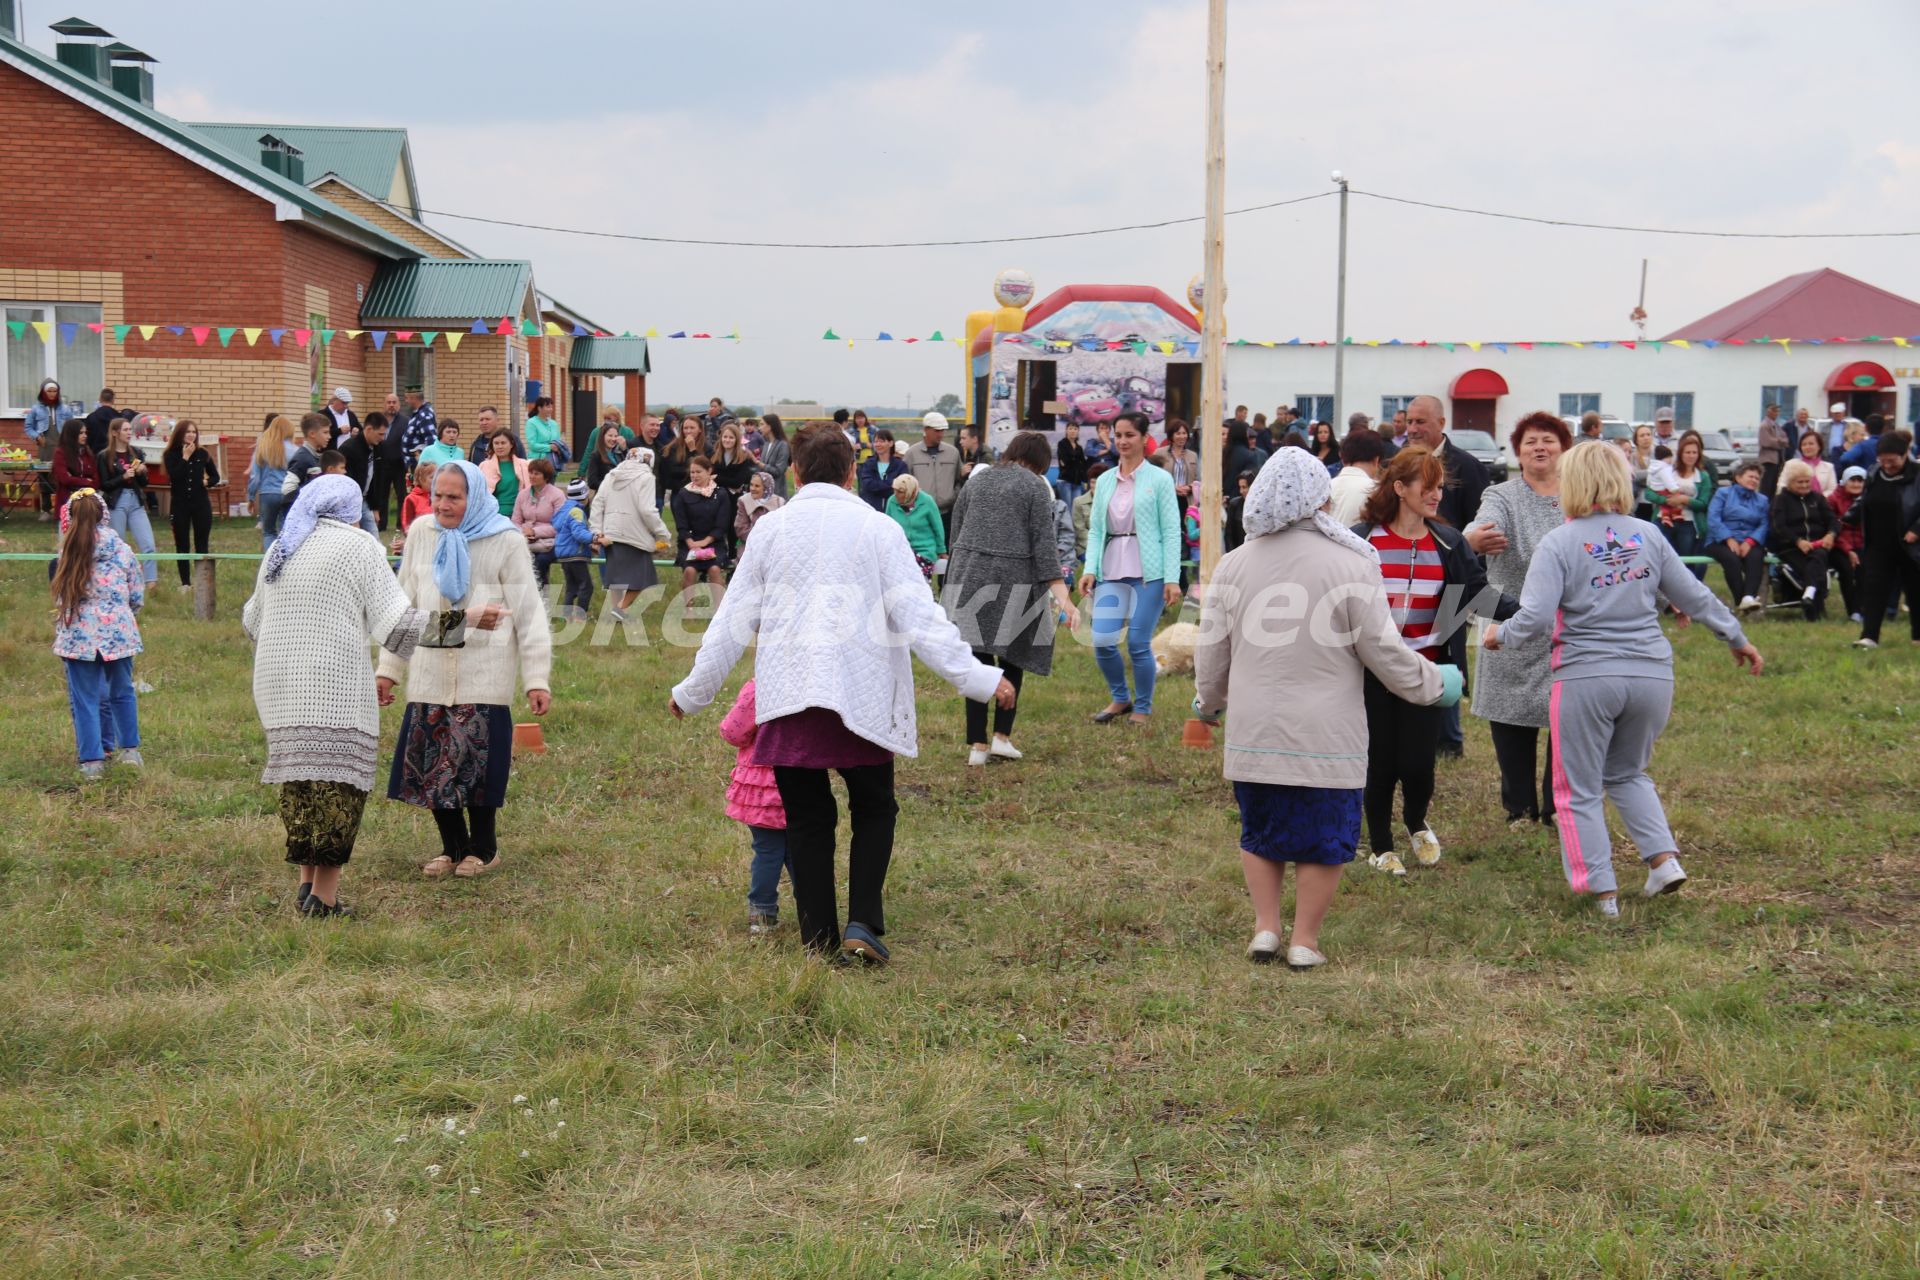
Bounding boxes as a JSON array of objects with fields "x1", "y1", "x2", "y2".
[{"x1": 53, "y1": 378, "x2": 1920, "y2": 968}]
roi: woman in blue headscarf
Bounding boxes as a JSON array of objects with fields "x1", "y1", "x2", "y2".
[{"x1": 377, "y1": 461, "x2": 554, "y2": 879}]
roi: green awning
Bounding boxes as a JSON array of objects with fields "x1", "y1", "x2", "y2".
[
  {"x1": 361, "y1": 260, "x2": 533, "y2": 324},
  {"x1": 568, "y1": 336, "x2": 650, "y2": 375}
]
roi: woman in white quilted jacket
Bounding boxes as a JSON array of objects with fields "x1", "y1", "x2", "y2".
[{"x1": 670, "y1": 424, "x2": 1015, "y2": 965}]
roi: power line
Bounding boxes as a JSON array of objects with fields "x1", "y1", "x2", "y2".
[
  {"x1": 399, "y1": 192, "x2": 1335, "y2": 249},
  {"x1": 1349, "y1": 188, "x2": 1920, "y2": 240}
]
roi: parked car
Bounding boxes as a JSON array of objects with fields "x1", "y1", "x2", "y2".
[
  {"x1": 1694, "y1": 428, "x2": 1741, "y2": 482},
  {"x1": 1060, "y1": 386, "x2": 1122, "y2": 427},
  {"x1": 1450, "y1": 428, "x2": 1509, "y2": 483}
]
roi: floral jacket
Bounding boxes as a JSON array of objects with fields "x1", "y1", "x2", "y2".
[{"x1": 53, "y1": 526, "x2": 145, "y2": 661}]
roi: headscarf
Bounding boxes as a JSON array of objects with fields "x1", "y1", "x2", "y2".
[
  {"x1": 265, "y1": 475, "x2": 365, "y2": 582},
  {"x1": 431, "y1": 460, "x2": 516, "y2": 604},
  {"x1": 1240, "y1": 445, "x2": 1378, "y2": 565}
]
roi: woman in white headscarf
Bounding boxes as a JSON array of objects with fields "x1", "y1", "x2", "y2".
[
  {"x1": 1193, "y1": 448, "x2": 1462, "y2": 970},
  {"x1": 244, "y1": 475, "x2": 508, "y2": 917}
]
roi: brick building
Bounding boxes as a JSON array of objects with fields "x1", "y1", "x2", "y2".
[{"x1": 0, "y1": 12, "x2": 647, "y2": 487}]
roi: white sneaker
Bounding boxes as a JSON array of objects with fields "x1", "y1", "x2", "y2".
[
  {"x1": 1410, "y1": 828, "x2": 1442, "y2": 867},
  {"x1": 966, "y1": 747, "x2": 989, "y2": 767},
  {"x1": 1642, "y1": 857, "x2": 1688, "y2": 897},
  {"x1": 1737, "y1": 595, "x2": 1761, "y2": 612},
  {"x1": 989, "y1": 738, "x2": 1023, "y2": 760},
  {"x1": 1369, "y1": 851, "x2": 1407, "y2": 876},
  {"x1": 1596, "y1": 895, "x2": 1620, "y2": 919},
  {"x1": 1849, "y1": 613, "x2": 1864, "y2": 624},
  {"x1": 1286, "y1": 945, "x2": 1328, "y2": 970},
  {"x1": 1802, "y1": 584, "x2": 1818, "y2": 602},
  {"x1": 114, "y1": 748, "x2": 144, "y2": 769},
  {"x1": 1246, "y1": 930, "x2": 1281, "y2": 963},
  {"x1": 1853, "y1": 637, "x2": 1879, "y2": 649}
]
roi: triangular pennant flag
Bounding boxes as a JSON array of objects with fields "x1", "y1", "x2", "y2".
[
  {"x1": 1776, "y1": 339, "x2": 1791, "y2": 351},
  {"x1": 928, "y1": 330, "x2": 945, "y2": 342},
  {"x1": 669, "y1": 330, "x2": 687, "y2": 339},
  {"x1": 1157, "y1": 341, "x2": 1175, "y2": 355},
  {"x1": 1647, "y1": 340, "x2": 1663, "y2": 351},
  {"x1": 370, "y1": 331, "x2": 388, "y2": 350},
  {"x1": 1286, "y1": 337, "x2": 1300, "y2": 345},
  {"x1": 444, "y1": 331, "x2": 464, "y2": 352},
  {"x1": 139, "y1": 325, "x2": 158, "y2": 341},
  {"x1": 1594, "y1": 341, "x2": 1611, "y2": 349},
  {"x1": 86, "y1": 321, "x2": 105, "y2": 334},
  {"x1": 1515, "y1": 341, "x2": 1533, "y2": 350},
  {"x1": 190, "y1": 325, "x2": 211, "y2": 346},
  {"x1": 30, "y1": 321, "x2": 52, "y2": 342},
  {"x1": 1669, "y1": 339, "x2": 1690, "y2": 349},
  {"x1": 1492, "y1": 343, "x2": 1508, "y2": 353},
  {"x1": 1340, "y1": 336, "x2": 1353, "y2": 345},
  {"x1": 1863, "y1": 335, "x2": 1883, "y2": 343},
  {"x1": 692, "y1": 332, "x2": 712, "y2": 339},
  {"x1": 544, "y1": 322, "x2": 564, "y2": 337},
  {"x1": 847, "y1": 339, "x2": 854, "y2": 349},
  {"x1": 1702, "y1": 339, "x2": 1718, "y2": 348},
  {"x1": 1621, "y1": 341, "x2": 1636, "y2": 350},
  {"x1": 419, "y1": 331, "x2": 438, "y2": 347},
  {"x1": 1567, "y1": 341, "x2": 1583, "y2": 348},
  {"x1": 1260, "y1": 341, "x2": 1276, "y2": 348},
  {"x1": 268, "y1": 328, "x2": 285, "y2": 346},
  {"x1": 1365, "y1": 340, "x2": 1380, "y2": 347},
  {"x1": 1726, "y1": 339, "x2": 1746, "y2": 346},
  {"x1": 216, "y1": 326, "x2": 237, "y2": 347},
  {"x1": 165, "y1": 325, "x2": 185, "y2": 335},
  {"x1": 644, "y1": 327, "x2": 661, "y2": 338},
  {"x1": 394, "y1": 330, "x2": 415, "y2": 342},
  {"x1": 571, "y1": 324, "x2": 587, "y2": 337},
  {"x1": 727, "y1": 329, "x2": 741, "y2": 342},
  {"x1": 338, "y1": 330, "x2": 358, "y2": 341},
  {"x1": 520, "y1": 319, "x2": 540, "y2": 337},
  {"x1": 1466, "y1": 341, "x2": 1481, "y2": 352},
  {"x1": 242, "y1": 327, "x2": 263, "y2": 346},
  {"x1": 595, "y1": 330, "x2": 610, "y2": 338},
  {"x1": 113, "y1": 324, "x2": 132, "y2": 343},
  {"x1": 1894, "y1": 336, "x2": 1910, "y2": 347},
  {"x1": 293, "y1": 328, "x2": 312, "y2": 347},
  {"x1": 1441, "y1": 342, "x2": 1455, "y2": 352},
  {"x1": 1131, "y1": 341, "x2": 1147, "y2": 355},
  {"x1": 497, "y1": 317, "x2": 515, "y2": 335},
  {"x1": 1806, "y1": 338, "x2": 1825, "y2": 346},
  {"x1": 877, "y1": 331, "x2": 894, "y2": 341},
  {"x1": 5, "y1": 320, "x2": 23, "y2": 339},
  {"x1": 469, "y1": 319, "x2": 489, "y2": 334}
]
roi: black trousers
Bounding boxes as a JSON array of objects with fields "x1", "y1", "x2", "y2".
[
  {"x1": 368, "y1": 458, "x2": 408, "y2": 530},
  {"x1": 1773, "y1": 544, "x2": 1831, "y2": 618},
  {"x1": 1859, "y1": 540, "x2": 1920, "y2": 642},
  {"x1": 773, "y1": 762, "x2": 898, "y2": 953},
  {"x1": 1706, "y1": 541, "x2": 1767, "y2": 602},
  {"x1": 431, "y1": 806, "x2": 498, "y2": 863},
  {"x1": 1362, "y1": 673, "x2": 1440, "y2": 853},
  {"x1": 1835, "y1": 551, "x2": 1861, "y2": 617},
  {"x1": 1760, "y1": 461, "x2": 1782, "y2": 497},
  {"x1": 170, "y1": 493, "x2": 212, "y2": 586},
  {"x1": 1488, "y1": 720, "x2": 1556, "y2": 823},
  {"x1": 560, "y1": 559, "x2": 593, "y2": 612},
  {"x1": 964, "y1": 652, "x2": 1023, "y2": 743}
]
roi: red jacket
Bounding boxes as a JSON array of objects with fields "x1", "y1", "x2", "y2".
[
  {"x1": 1827, "y1": 485, "x2": 1865, "y2": 555},
  {"x1": 399, "y1": 487, "x2": 433, "y2": 530},
  {"x1": 51, "y1": 445, "x2": 99, "y2": 512}
]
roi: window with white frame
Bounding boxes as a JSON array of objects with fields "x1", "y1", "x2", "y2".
[
  {"x1": 392, "y1": 342, "x2": 435, "y2": 401},
  {"x1": 1294, "y1": 395, "x2": 1332, "y2": 425},
  {"x1": 4, "y1": 303, "x2": 104, "y2": 416},
  {"x1": 1632, "y1": 392, "x2": 1694, "y2": 427},
  {"x1": 1559, "y1": 393, "x2": 1601, "y2": 417},
  {"x1": 1760, "y1": 385, "x2": 1798, "y2": 421},
  {"x1": 1380, "y1": 394, "x2": 1417, "y2": 420}
]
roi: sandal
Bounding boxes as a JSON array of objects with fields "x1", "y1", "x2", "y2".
[
  {"x1": 421, "y1": 855, "x2": 455, "y2": 878},
  {"x1": 453, "y1": 854, "x2": 498, "y2": 878}
]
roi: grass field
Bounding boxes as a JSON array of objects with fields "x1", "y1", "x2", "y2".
[{"x1": 1, "y1": 518, "x2": 1916, "y2": 1278}]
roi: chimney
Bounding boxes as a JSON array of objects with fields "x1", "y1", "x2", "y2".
[
  {"x1": 103, "y1": 42, "x2": 156, "y2": 106},
  {"x1": 51, "y1": 16, "x2": 115, "y2": 84},
  {"x1": 258, "y1": 134, "x2": 306, "y2": 185}
]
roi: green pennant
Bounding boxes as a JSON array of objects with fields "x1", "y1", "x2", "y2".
[
  {"x1": 217, "y1": 326, "x2": 237, "y2": 347},
  {"x1": 112, "y1": 324, "x2": 132, "y2": 343},
  {"x1": 1341, "y1": 336, "x2": 1353, "y2": 345},
  {"x1": 520, "y1": 319, "x2": 539, "y2": 337},
  {"x1": 320, "y1": 329, "x2": 335, "y2": 345},
  {"x1": 927, "y1": 330, "x2": 944, "y2": 342},
  {"x1": 1647, "y1": 340, "x2": 1663, "y2": 351},
  {"x1": 1131, "y1": 341, "x2": 1147, "y2": 355},
  {"x1": 419, "y1": 331, "x2": 437, "y2": 347},
  {"x1": 1441, "y1": 342, "x2": 1456, "y2": 353},
  {"x1": 1863, "y1": 334, "x2": 1884, "y2": 342},
  {"x1": 5, "y1": 320, "x2": 23, "y2": 339},
  {"x1": 822, "y1": 328, "x2": 840, "y2": 340}
]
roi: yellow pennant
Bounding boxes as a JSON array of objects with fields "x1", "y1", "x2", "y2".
[
  {"x1": 1466, "y1": 341, "x2": 1481, "y2": 352},
  {"x1": 1893, "y1": 336, "x2": 1909, "y2": 347},
  {"x1": 444, "y1": 332, "x2": 463, "y2": 352},
  {"x1": 1157, "y1": 341, "x2": 1175, "y2": 355},
  {"x1": 138, "y1": 325, "x2": 157, "y2": 340},
  {"x1": 644, "y1": 327, "x2": 660, "y2": 338},
  {"x1": 242, "y1": 327, "x2": 263, "y2": 346},
  {"x1": 1669, "y1": 339, "x2": 1690, "y2": 349},
  {"x1": 847, "y1": 339, "x2": 855, "y2": 349},
  {"x1": 544, "y1": 321, "x2": 564, "y2": 336},
  {"x1": 30, "y1": 321, "x2": 50, "y2": 341},
  {"x1": 344, "y1": 329, "x2": 364, "y2": 339},
  {"x1": 1568, "y1": 341, "x2": 1585, "y2": 348},
  {"x1": 1365, "y1": 340, "x2": 1380, "y2": 347}
]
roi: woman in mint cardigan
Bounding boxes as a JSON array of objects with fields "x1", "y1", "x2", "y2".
[
  {"x1": 1076, "y1": 412, "x2": 1183, "y2": 722},
  {"x1": 884, "y1": 472, "x2": 946, "y2": 573}
]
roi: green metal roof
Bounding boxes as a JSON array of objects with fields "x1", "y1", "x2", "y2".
[
  {"x1": 361, "y1": 259, "x2": 534, "y2": 323},
  {"x1": 190, "y1": 123, "x2": 418, "y2": 216},
  {"x1": 0, "y1": 35, "x2": 421, "y2": 259},
  {"x1": 568, "y1": 336, "x2": 650, "y2": 375}
]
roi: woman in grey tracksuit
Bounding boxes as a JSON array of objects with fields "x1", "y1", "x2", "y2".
[{"x1": 1482, "y1": 442, "x2": 1763, "y2": 917}]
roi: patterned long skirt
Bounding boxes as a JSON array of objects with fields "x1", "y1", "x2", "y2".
[
  {"x1": 280, "y1": 780, "x2": 371, "y2": 867},
  {"x1": 386, "y1": 703, "x2": 513, "y2": 810}
]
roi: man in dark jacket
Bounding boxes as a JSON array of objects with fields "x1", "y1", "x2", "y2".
[
  {"x1": 1405, "y1": 393, "x2": 1492, "y2": 755},
  {"x1": 83, "y1": 389, "x2": 122, "y2": 455},
  {"x1": 1851, "y1": 430, "x2": 1920, "y2": 648},
  {"x1": 322, "y1": 387, "x2": 361, "y2": 448}
]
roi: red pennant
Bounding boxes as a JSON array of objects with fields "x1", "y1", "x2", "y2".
[
  {"x1": 692, "y1": 332, "x2": 712, "y2": 339},
  {"x1": 1726, "y1": 339, "x2": 1745, "y2": 346},
  {"x1": 1415, "y1": 340, "x2": 1429, "y2": 347},
  {"x1": 86, "y1": 322, "x2": 105, "y2": 333},
  {"x1": 1516, "y1": 342, "x2": 1533, "y2": 350},
  {"x1": 190, "y1": 325, "x2": 211, "y2": 345},
  {"x1": 293, "y1": 329, "x2": 312, "y2": 347},
  {"x1": 394, "y1": 330, "x2": 415, "y2": 341},
  {"x1": 497, "y1": 317, "x2": 515, "y2": 335},
  {"x1": 1620, "y1": 341, "x2": 1636, "y2": 350}
]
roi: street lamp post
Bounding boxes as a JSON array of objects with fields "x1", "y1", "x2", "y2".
[{"x1": 1331, "y1": 170, "x2": 1349, "y2": 431}]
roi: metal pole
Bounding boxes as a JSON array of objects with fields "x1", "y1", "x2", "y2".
[
  {"x1": 1332, "y1": 172, "x2": 1349, "y2": 431},
  {"x1": 1196, "y1": 0, "x2": 1228, "y2": 594}
]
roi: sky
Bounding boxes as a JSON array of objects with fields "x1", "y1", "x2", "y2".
[{"x1": 23, "y1": 0, "x2": 1920, "y2": 406}]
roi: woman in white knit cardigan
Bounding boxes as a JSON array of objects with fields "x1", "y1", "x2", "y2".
[
  {"x1": 377, "y1": 461, "x2": 553, "y2": 879},
  {"x1": 244, "y1": 476, "x2": 507, "y2": 917}
]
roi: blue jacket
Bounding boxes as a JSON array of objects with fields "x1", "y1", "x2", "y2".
[
  {"x1": 1707, "y1": 483, "x2": 1770, "y2": 544},
  {"x1": 551, "y1": 498, "x2": 595, "y2": 558},
  {"x1": 856, "y1": 455, "x2": 909, "y2": 510},
  {"x1": 24, "y1": 400, "x2": 75, "y2": 444},
  {"x1": 1085, "y1": 460, "x2": 1183, "y2": 584}
]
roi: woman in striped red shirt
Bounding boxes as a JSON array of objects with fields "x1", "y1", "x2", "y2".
[{"x1": 1351, "y1": 446, "x2": 1515, "y2": 876}]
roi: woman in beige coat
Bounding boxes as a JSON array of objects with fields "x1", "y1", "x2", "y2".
[{"x1": 1194, "y1": 449, "x2": 1461, "y2": 969}]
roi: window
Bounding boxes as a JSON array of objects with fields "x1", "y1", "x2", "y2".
[
  {"x1": 1559, "y1": 393, "x2": 1601, "y2": 417},
  {"x1": 4, "y1": 303, "x2": 104, "y2": 415},
  {"x1": 1380, "y1": 394, "x2": 1417, "y2": 419},
  {"x1": 1632, "y1": 392, "x2": 1693, "y2": 427},
  {"x1": 1760, "y1": 385, "x2": 1797, "y2": 421},
  {"x1": 392, "y1": 343, "x2": 435, "y2": 401},
  {"x1": 1293, "y1": 394, "x2": 1332, "y2": 424},
  {"x1": 1909, "y1": 384, "x2": 1919, "y2": 425}
]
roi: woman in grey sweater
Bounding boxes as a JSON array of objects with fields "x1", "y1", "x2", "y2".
[
  {"x1": 1469, "y1": 411, "x2": 1570, "y2": 828},
  {"x1": 942, "y1": 431, "x2": 1080, "y2": 766},
  {"x1": 759, "y1": 415, "x2": 791, "y2": 497},
  {"x1": 1483, "y1": 443, "x2": 1761, "y2": 918}
]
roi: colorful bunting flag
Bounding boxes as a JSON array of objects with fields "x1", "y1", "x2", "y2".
[
  {"x1": 470, "y1": 319, "x2": 489, "y2": 335},
  {"x1": 216, "y1": 327, "x2": 236, "y2": 347},
  {"x1": 4, "y1": 320, "x2": 22, "y2": 339},
  {"x1": 445, "y1": 332, "x2": 464, "y2": 352},
  {"x1": 190, "y1": 325, "x2": 211, "y2": 346},
  {"x1": 139, "y1": 325, "x2": 157, "y2": 341},
  {"x1": 30, "y1": 321, "x2": 51, "y2": 342},
  {"x1": 520, "y1": 319, "x2": 539, "y2": 337},
  {"x1": 496, "y1": 317, "x2": 515, "y2": 335},
  {"x1": 293, "y1": 329, "x2": 311, "y2": 347},
  {"x1": 544, "y1": 321, "x2": 564, "y2": 337},
  {"x1": 242, "y1": 327, "x2": 263, "y2": 346},
  {"x1": 113, "y1": 324, "x2": 132, "y2": 343},
  {"x1": 57, "y1": 322, "x2": 77, "y2": 344},
  {"x1": 370, "y1": 331, "x2": 387, "y2": 350},
  {"x1": 268, "y1": 328, "x2": 285, "y2": 346}
]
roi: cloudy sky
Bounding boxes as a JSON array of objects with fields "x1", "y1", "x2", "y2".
[{"x1": 34, "y1": 0, "x2": 1920, "y2": 405}]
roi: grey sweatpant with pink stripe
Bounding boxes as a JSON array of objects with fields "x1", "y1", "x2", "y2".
[{"x1": 1547, "y1": 676, "x2": 1677, "y2": 896}]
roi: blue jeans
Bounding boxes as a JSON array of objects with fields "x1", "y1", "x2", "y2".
[
  {"x1": 747, "y1": 824, "x2": 789, "y2": 917},
  {"x1": 1091, "y1": 576, "x2": 1162, "y2": 715},
  {"x1": 65, "y1": 655, "x2": 139, "y2": 763},
  {"x1": 1055, "y1": 480, "x2": 1085, "y2": 506},
  {"x1": 257, "y1": 489, "x2": 287, "y2": 552},
  {"x1": 109, "y1": 490, "x2": 158, "y2": 584}
]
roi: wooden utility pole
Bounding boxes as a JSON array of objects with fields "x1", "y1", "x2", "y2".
[{"x1": 1196, "y1": 0, "x2": 1228, "y2": 594}]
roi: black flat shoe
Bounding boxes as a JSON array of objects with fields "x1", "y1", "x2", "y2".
[
  {"x1": 1091, "y1": 703, "x2": 1134, "y2": 724},
  {"x1": 296, "y1": 883, "x2": 313, "y2": 913},
  {"x1": 305, "y1": 898, "x2": 354, "y2": 919}
]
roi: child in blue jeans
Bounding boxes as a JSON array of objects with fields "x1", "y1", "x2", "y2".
[
  {"x1": 51, "y1": 489, "x2": 145, "y2": 782},
  {"x1": 718, "y1": 679, "x2": 789, "y2": 933}
]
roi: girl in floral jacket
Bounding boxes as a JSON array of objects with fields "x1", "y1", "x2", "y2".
[
  {"x1": 51, "y1": 490, "x2": 144, "y2": 781},
  {"x1": 718, "y1": 679, "x2": 789, "y2": 935}
]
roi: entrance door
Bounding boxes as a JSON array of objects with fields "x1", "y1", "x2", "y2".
[
  {"x1": 1164, "y1": 362, "x2": 1203, "y2": 427},
  {"x1": 1452, "y1": 398, "x2": 1497, "y2": 432},
  {"x1": 1845, "y1": 389, "x2": 1896, "y2": 421},
  {"x1": 571, "y1": 387, "x2": 598, "y2": 459}
]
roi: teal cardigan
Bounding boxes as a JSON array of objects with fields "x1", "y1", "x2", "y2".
[
  {"x1": 886, "y1": 493, "x2": 947, "y2": 561},
  {"x1": 1085, "y1": 460, "x2": 1183, "y2": 584}
]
